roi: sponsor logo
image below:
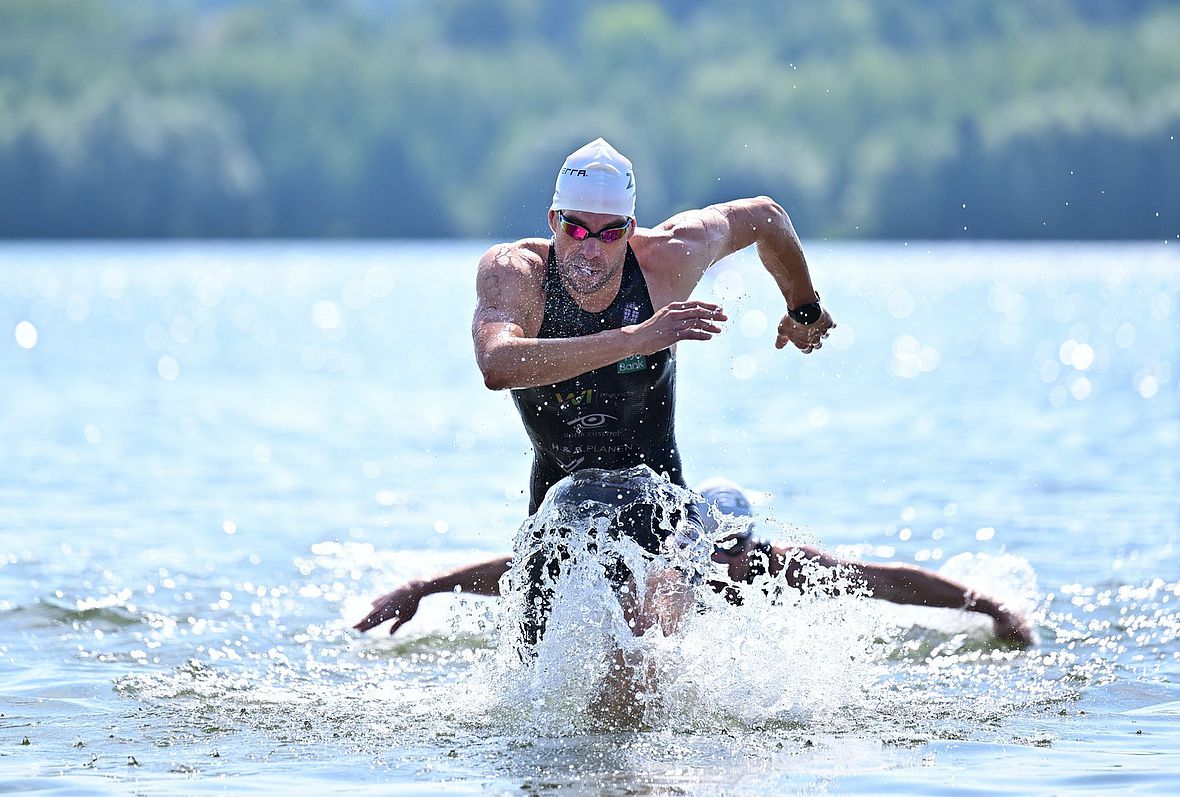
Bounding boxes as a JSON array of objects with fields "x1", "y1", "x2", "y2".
[
  {"x1": 553, "y1": 443, "x2": 633, "y2": 454},
  {"x1": 626, "y1": 171, "x2": 633, "y2": 190},
  {"x1": 617, "y1": 354, "x2": 647, "y2": 374},
  {"x1": 560, "y1": 168, "x2": 589, "y2": 177},
  {"x1": 555, "y1": 388, "x2": 594, "y2": 408},
  {"x1": 566, "y1": 413, "x2": 617, "y2": 433},
  {"x1": 621, "y1": 302, "x2": 642, "y2": 325},
  {"x1": 556, "y1": 455, "x2": 585, "y2": 472}
]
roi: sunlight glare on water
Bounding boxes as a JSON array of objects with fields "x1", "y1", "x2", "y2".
[{"x1": 0, "y1": 241, "x2": 1177, "y2": 794}]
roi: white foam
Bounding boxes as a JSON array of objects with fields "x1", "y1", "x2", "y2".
[{"x1": 468, "y1": 467, "x2": 889, "y2": 734}]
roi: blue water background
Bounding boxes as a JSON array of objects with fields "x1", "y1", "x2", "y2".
[{"x1": 0, "y1": 240, "x2": 1177, "y2": 794}]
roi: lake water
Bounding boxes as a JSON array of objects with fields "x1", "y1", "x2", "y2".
[{"x1": 0, "y1": 240, "x2": 1177, "y2": 795}]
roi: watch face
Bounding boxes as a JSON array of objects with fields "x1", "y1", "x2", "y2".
[{"x1": 792, "y1": 302, "x2": 821, "y2": 325}]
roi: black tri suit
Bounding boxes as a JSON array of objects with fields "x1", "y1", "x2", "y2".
[
  {"x1": 510, "y1": 243, "x2": 684, "y2": 511},
  {"x1": 509, "y1": 244, "x2": 700, "y2": 650}
]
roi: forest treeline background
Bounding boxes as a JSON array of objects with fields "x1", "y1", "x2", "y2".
[{"x1": 1, "y1": 0, "x2": 1177, "y2": 240}]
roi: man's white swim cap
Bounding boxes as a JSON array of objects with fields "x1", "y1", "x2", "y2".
[{"x1": 550, "y1": 137, "x2": 636, "y2": 219}]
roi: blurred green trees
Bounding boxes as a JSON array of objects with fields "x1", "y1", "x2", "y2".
[{"x1": 0, "y1": 0, "x2": 1176, "y2": 239}]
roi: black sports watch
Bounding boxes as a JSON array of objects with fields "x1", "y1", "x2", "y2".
[{"x1": 788, "y1": 294, "x2": 822, "y2": 325}]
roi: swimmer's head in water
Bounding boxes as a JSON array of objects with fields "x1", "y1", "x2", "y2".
[
  {"x1": 693, "y1": 477, "x2": 756, "y2": 554},
  {"x1": 533, "y1": 467, "x2": 759, "y2": 557}
]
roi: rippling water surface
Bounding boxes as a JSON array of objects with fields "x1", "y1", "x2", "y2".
[{"x1": 1, "y1": 240, "x2": 1177, "y2": 794}]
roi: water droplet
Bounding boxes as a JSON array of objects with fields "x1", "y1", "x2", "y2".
[
  {"x1": 14, "y1": 321, "x2": 38, "y2": 349},
  {"x1": 808, "y1": 407, "x2": 830, "y2": 427},
  {"x1": 157, "y1": 356, "x2": 180, "y2": 381},
  {"x1": 1115, "y1": 323, "x2": 1135, "y2": 349},
  {"x1": 196, "y1": 276, "x2": 224, "y2": 307},
  {"x1": 1069, "y1": 376, "x2": 1092, "y2": 400},
  {"x1": 1137, "y1": 374, "x2": 1159, "y2": 399},
  {"x1": 1070, "y1": 343, "x2": 1095, "y2": 371},
  {"x1": 311, "y1": 300, "x2": 342, "y2": 330}
]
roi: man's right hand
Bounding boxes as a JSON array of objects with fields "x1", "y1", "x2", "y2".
[
  {"x1": 352, "y1": 581, "x2": 425, "y2": 635},
  {"x1": 628, "y1": 300, "x2": 727, "y2": 355}
]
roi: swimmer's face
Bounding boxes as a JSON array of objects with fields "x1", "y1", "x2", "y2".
[
  {"x1": 712, "y1": 536, "x2": 753, "y2": 582},
  {"x1": 548, "y1": 209, "x2": 634, "y2": 297}
]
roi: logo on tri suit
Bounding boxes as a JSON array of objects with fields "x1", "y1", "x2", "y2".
[
  {"x1": 555, "y1": 388, "x2": 594, "y2": 409},
  {"x1": 622, "y1": 302, "x2": 642, "y2": 326},
  {"x1": 556, "y1": 454, "x2": 585, "y2": 472},
  {"x1": 566, "y1": 413, "x2": 617, "y2": 433}
]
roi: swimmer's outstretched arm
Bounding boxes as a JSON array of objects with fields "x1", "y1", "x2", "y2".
[
  {"x1": 755, "y1": 544, "x2": 1035, "y2": 648},
  {"x1": 352, "y1": 555, "x2": 510, "y2": 635}
]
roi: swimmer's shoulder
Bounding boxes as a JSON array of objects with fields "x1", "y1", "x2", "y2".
[
  {"x1": 630, "y1": 211, "x2": 725, "y2": 303},
  {"x1": 476, "y1": 238, "x2": 550, "y2": 293},
  {"x1": 475, "y1": 239, "x2": 550, "y2": 330},
  {"x1": 478, "y1": 238, "x2": 549, "y2": 276}
]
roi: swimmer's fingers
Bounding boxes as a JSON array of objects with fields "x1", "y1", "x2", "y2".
[
  {"x1": 665, "y1": 303, "x2": 728, "y2": 328},
  {"x1": 992, "y1": 609, "x2": 1036, "y2": 649},
  {"x1": 633, "y1": 301, "x2": 728, "y2": 353},
  {"x1": 352, "y1": 583, "x2": 424, "y2": 635},
  {"x1": 775, "y1": 309, "x2": 835, "y2": 352},
  {"x1": 351, "y1": 603, "x2": 388, "y2": 633},
  {"x1": 666, "y1": 299, "x2": 726, "y2": 316},
  {"x1": 667, "y1": 308, "x2": 723, "y2": 336}
]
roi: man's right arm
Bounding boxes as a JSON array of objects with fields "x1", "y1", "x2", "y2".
[{"x1": 473, "y1": 243, "x2": 726, "y2": 390}]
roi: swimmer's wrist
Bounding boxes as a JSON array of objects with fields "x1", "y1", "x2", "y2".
[
  {"x1": 966, "y1": 592, "x2": 1002, "y2": 619},
  {"x1": 405, "y1": 578, "x2": 432, "y2": 596},
  {"x1": 617, "y1": 325, "x2": 643, "y2": 357}
]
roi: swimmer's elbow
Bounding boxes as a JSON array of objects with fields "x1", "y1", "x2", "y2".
[
  {"x1": 478, "y1": 355, "x2": 517, "y2": 391},
  {"x1": 482, "y1": 369, "x2": 512, "y2": 391},
  {"x1": 751, "y1": 196, "x2": 793, "y2": 231},
  {"x1": 477, "y1": 356, "x2": 505, "y2": 389},
  {"x1": 474, "y1": 340, "x2": 511, "y2": 390}
]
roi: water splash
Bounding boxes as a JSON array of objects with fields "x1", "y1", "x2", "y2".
[{"x1": 471, "y1": 466, "x2": 889, "y2": 735}]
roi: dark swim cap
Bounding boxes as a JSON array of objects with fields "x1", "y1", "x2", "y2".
[{"x1": 693, "y1": 477, "x2": 756, "y2": 551}]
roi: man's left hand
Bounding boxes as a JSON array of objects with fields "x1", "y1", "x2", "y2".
[
  {"x1": 352, "y1": 581, "x2": 425, "y2": 635},
  {"x1": 776, "y1": 310, "x2": 835, "y2": 353},
  {"x1": 991, "y1": 608, "x2": 1037, "y2": 649}
]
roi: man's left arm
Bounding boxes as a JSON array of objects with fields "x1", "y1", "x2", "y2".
[
  {"x1": 675, "y1": 196, "x2": 835, "y2": 353},
  {"x1": 769, "y1": 545, "x2": 1036, "y2": 648}
]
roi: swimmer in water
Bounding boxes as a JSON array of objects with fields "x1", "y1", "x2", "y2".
[
  {"x1": 354, "y1": 138, "x2": 1034, "y2": 650},
  {"x1": 354, "y1": 476, "x2": 1035, "y2": 649}
]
